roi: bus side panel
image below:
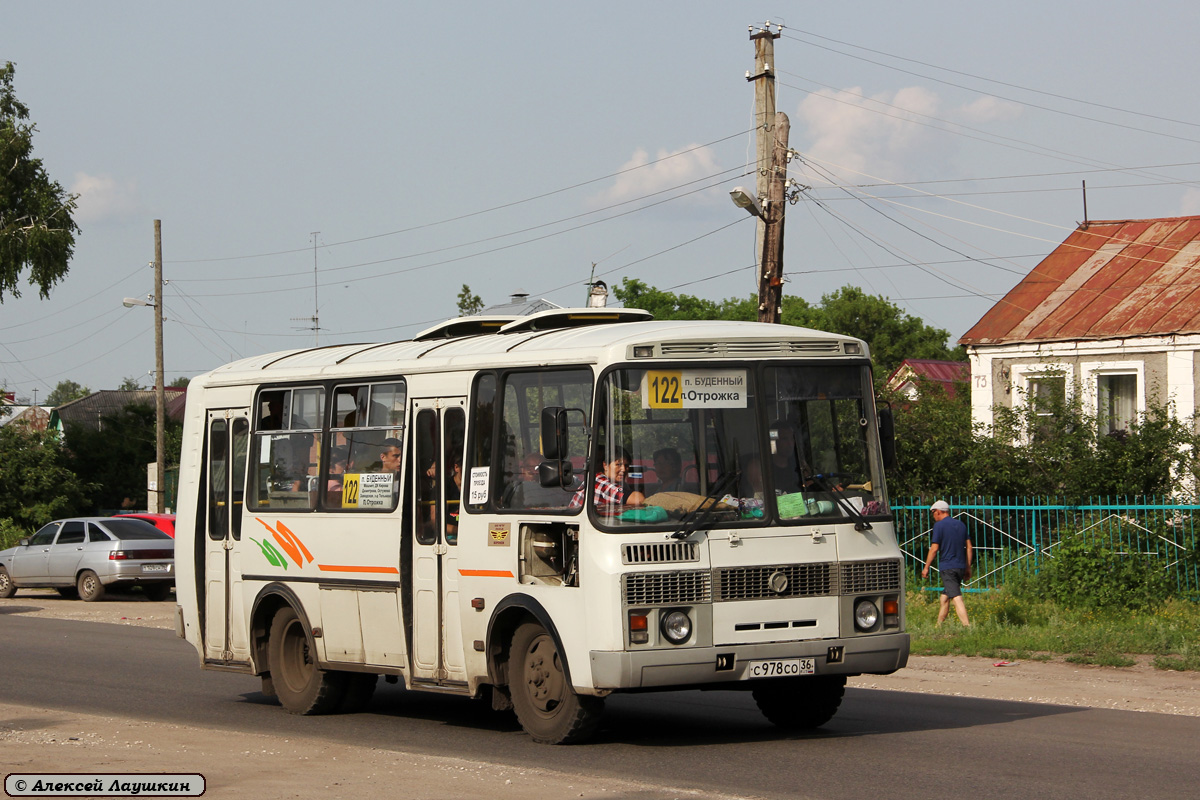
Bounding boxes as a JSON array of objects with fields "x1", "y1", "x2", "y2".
[
  {"x1": 320, "y1": 588, "x2": 365, "y2": 662},
  {"x1": 359, "y1": 589, "x2": 408, "y2": 665}
]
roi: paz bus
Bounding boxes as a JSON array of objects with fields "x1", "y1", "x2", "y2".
[{"x1": 173, "y1": 308, "x2": 908, "y2": 744}]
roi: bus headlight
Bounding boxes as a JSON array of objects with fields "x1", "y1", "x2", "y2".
[
  {"x1": 854, "y1": 599, "x2": 879, "y2": 631},
  {"x1": 660, "y1": 609, "x2": 692, "y2": 645}
]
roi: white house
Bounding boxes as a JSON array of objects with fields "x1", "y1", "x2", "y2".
[{"x1": 960, "y1": 216, "x2": 1200, "y2": 434}]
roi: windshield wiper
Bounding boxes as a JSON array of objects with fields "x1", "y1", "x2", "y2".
[
  {"x1": 670, "y1": 469, "x2": 740, "y2": 541},
  {"x1": 809, "y1": 472, "x2": 873, "y2": 531}
]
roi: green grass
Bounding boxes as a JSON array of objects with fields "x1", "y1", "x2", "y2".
[{"x1": 906, "y1": 590, "x2": 1200, "y2": 671}]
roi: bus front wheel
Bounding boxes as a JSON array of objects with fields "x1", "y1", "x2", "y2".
[
  {"x1": 752, "y1": 675, "x2": 846, "y2": 730},
  {"x1": 508, "y1": 621, "x2": 603, "y2": 744},
  {"x1": 268, "y1": 606, "x2": 347, "y2": 715}
]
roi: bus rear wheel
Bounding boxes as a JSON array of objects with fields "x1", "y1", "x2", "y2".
[
  {"x1": 268, "y1": 606, "x2": 347, "y2": 715},
  {"x1": 752, "y1": 675, "x2": 847, "y2": 730},
  {"x1": 508, "y1": 621, "x2": 603, "y2": 744}
]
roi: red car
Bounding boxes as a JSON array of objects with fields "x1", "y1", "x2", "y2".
[{"x1": 115, "y1": 513, "x2": 176, "y2": 537}]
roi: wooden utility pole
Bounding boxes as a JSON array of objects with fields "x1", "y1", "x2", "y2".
[
  {"x1": 748, "y1": 23, "x2": 789, "y2": 323},
  {"x1": 749, "y1": 25, "x2": 778, "y2": 303},
  {"x1": 153, "y1": 220, "x2": 166, "y2": 513},
  {"x1": 758, "y1": 113, "x2": 790, "y2": 324}
]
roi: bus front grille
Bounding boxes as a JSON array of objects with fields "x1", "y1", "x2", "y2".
[
  {"x1": 713, "y1": 563, "x2": 836, "y2": 601},
  {"x1": 622, "y1": 541, "x2": 699, "y2": 565},
  {"x1": 623, "y1": 570, "x2": 711, "y2": 606},
  {"x1": 840, "y1": 559, "x2": 902, "y2": 594}
]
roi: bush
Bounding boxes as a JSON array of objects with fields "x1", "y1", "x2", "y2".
[
  {"x1": 1039, "y1": 534, "x2": 1173, "y2": 610},
  {"x1": 0, "y1": 517, "x2": 31, "y2": 550}
]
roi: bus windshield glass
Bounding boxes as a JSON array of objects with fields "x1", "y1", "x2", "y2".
[{"x1": 596, "y1": 363, "x2": 888, "y2": 529}]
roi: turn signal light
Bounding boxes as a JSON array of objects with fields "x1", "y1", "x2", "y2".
[{"x1": 629, "y1": 612, "x2": 649, "y2": 644}]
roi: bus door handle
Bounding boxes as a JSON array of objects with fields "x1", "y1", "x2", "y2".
[{"x1": 433, "y1": 543, "x2": 449, "y2": 556}]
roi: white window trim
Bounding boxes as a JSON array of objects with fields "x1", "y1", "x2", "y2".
[
  {"x1": 1010, "y1": 362, "x2": 1075, "y2": 411},
  {"x1": 1080, "y1": 360, "x2": 1144, "y2": 419}
]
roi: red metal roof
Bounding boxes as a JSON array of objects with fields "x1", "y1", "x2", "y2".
[
  {"x1": 885, "y1": 359, "x2": 970, "y2": 398},
  {"x1": 960, "y1": 216, "x2": 1200, "y2": 345}
]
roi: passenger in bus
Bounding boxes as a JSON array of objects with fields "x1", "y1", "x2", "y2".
[
  {"x1": 768, "y1": 420, "x2": 812, "y2": 494},
  {"x1": 507, "y1": 452, "x2": 570, "y2": 508},
  {"x1": 739, "y1": 455, "x2": 765, "y2": 500},
  {"x1": 379, "y1": 438, "x2": 402, "y2": 473},
  {"x1": 570, "y1": 446, "x2": 645, "y2": 510},
  {"x1": 445, "y1": 455, "x2": 463, "y2": 542},
  {"x1": 652, "y1": 447, "x2": 686, "y2": 493},
  {"x1": 326, "y1": 446, "x2": 348, "y2": 491}
]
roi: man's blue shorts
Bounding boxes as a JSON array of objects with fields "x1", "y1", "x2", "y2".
[{"x1": 942, "y1": 569, "x2": 966, "y2": 599}]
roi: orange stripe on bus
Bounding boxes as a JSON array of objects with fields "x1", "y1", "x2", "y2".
[
  {"x1": 317, "y1": 564, "x2": 400, "y2": 574},
  {"x1": 459, "y1": 569, "x2": 515, "y2": 578}
]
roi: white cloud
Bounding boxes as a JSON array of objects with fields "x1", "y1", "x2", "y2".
[
  {"x1": 1181, "y1": 188, "x2": 1200, "y2": 216},
  {"x1": 794, "y1": 86, "x2": 1022, "y2": 184},
  {"x1": 69, "y1": 172, "x2": 140, "y2": 224},
  {"x1": 795, "y1": 85, "x2": 942, "y2": 181},
  {"x1": 959, "y1": 95, "x2": 1023, "y2": 124},
  {"x1": 590, "y1": 144, "x2": 720, "y2": 207}
]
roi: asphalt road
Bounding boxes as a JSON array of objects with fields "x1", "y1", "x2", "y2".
[{"x1": 2, "y1": 614, "x2": 1197, "y2": 800}]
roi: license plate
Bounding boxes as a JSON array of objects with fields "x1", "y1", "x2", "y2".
[
  {"x1": 744, "y1": 658, "x2": 815, "y2": 679},
  {"x1": 141, "y1": 563, "x2": 169, "y2": 573}
]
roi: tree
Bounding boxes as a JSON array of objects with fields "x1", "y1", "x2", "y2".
[
  {"x1": 0, "y1": 424, "x2": 93, "y2": 541},
  {"x1": 119, "y1": 375, "x2": 145, "y2": 391},
  {"x1": 169, "y1": 376, "x2": 191, "y2": 389},
  {"x1": 45, "y1": 379, "x2": 90, "y2": 407},
  {"x1": 457, "y1": 284, "x2": 483, "y2": 317},
  {"x1": 65, "y1": 401, "x2": 182, "y2": 514},
  {"x1": 611, "y1": 279, "x2": 959, "y2": 373},
  {"x1": 0, "y1": 62, "x2": 80, "y2": 302}
]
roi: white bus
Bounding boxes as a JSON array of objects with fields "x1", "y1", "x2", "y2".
[{"x1": 174, "y1": 308, "x2": 908, "y2": 744}]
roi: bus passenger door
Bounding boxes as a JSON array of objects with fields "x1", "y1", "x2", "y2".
[
  {"x1": 203, "y1": 409, "x2": 252, "y2": 665},
  {"x1": 410, "y1": 398, "x2": 468, "y2": 686}
]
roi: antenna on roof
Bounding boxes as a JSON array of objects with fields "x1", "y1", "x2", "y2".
[{"x1": 1082, "y1": 180, "x2": 1089, "y2": 227}]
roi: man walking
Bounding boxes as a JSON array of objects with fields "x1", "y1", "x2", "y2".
[{"x1": 921, "y1": 500, "x2": 973, "y2": 627}]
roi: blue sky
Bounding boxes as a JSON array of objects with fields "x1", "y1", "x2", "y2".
[{"x1": 4, "y1": 1, "x2": 1200, "y2": 399}]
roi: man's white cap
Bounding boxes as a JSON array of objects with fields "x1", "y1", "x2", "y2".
[{"x1": 930, "y1": 500, "x2": 950, "y2": 512}]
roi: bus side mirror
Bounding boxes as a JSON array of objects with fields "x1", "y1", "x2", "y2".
[
  {"x1": 541, "y1": 406, "x2": 568, "y2": 461},
  {"x1": 537, "y1": 460, "x2": 574, "y2": 489},
  {"x1": 878, "y1": 404, "x2": 896, "y2": 471}
]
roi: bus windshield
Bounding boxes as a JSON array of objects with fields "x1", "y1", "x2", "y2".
[{"x1": 596, "y1": 363, "x2": 888, "y2": 529}]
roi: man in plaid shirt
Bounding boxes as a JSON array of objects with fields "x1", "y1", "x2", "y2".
[{"x1": 571, "y1": 446, "x2": 645, "y2": 509}]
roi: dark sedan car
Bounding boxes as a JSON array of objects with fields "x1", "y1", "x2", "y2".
[{"x1": 0, "y1": 517, "x2": 174, "y2": 601}]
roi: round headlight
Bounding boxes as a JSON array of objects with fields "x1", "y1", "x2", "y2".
[
  {"x1": 854, "y1": 599, "x2": 879, "y2": 631},
  {"x1": 660, "y1": 610, "x2": 692, "y2": 644}
]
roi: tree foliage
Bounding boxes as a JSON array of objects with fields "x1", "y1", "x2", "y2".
[
  {"x1": 119, "y1": 375, "x2": 145, "y2": 391},
  {"x1": 45, "y1": 379, "x2": 90, "y2": 407},
  {"x1": 456, "y1": 284, "x2": 483, "y2": 316},
  {"x1": 611, "y1": 279, "x2": 960, "y2": 372},
  {"x1": 0, "y1": 425, "x2": 93, "y2": 540},
  {"x1": 65, "y1": 401, "x2": 183, "y2": 514},
  {"x1": 882, "y1": 378, "x2": 1199, "y2": 501},
  {"x1": 0, "y1": 62, "x2": 80, "y2": 302}
]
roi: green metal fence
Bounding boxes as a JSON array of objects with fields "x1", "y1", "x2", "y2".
[{"x1": 893, "y1": 497, "x2": 1200, "y2": 596}]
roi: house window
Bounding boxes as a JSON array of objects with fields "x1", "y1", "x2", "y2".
[
  {"x1": 1029, "y1": 375, "x2": 1065, "y2": 417},
  {"x1": 1098, "y1": 374, "x2": 1137, "y2": 435}
]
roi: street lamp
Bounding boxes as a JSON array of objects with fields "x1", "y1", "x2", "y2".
[
  {"x1": 121, "y1": 219, "x2": 166, "y2": 512},
  {"x1": 729, "y1": 186, "x2": 765, "y2": 219}
]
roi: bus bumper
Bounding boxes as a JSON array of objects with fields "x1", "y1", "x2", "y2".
[{"x1": 588, "y1": 632, "x2": 909, "y2": 690}]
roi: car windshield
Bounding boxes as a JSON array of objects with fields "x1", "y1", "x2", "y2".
[
  {"x1": 594, "y1": 363, "x2": 889, "y2": 530},
  {"x1": 101, "y1": 519, "x2": 172, "y2": 540}
]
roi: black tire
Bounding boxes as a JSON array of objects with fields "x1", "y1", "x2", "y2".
[
  {"x1": 752, "y1": 675, "x2": 847, "y2": 731},
  {"x1": 56, "y1": 586, "x2": 78, "y2": 598},
  {"x1": 337, "y1": 672, "x2": 379, "y2": 713},
  {"x1": 77, "y1": 570, "x2": 105, "y2": 602},
  {"x1": 142, "y1": 583, "x2": 172, "y2": 602},
  {"x1": 268, "y1": 606, "x2": 347, "y2": 715},
  {"x1": 0, "y1": 567, "x2": 15, "y2": 598},
  {"x1": 508, "y1": 621, "x2": 603, "y2": 744}
]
